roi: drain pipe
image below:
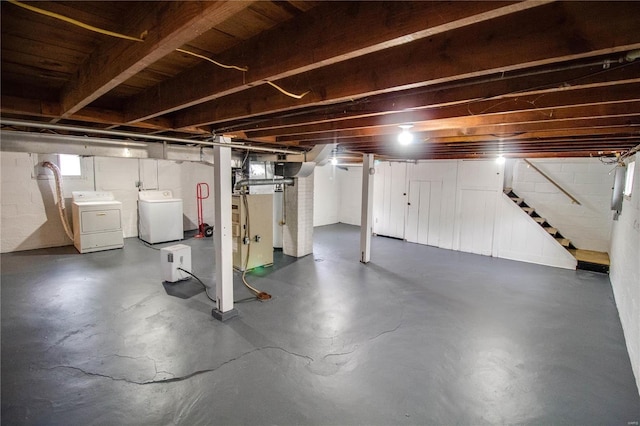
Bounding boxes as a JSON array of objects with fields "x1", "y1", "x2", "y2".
[{"x1": 234, "y1": 178, "x2": 294, "y2": 191}]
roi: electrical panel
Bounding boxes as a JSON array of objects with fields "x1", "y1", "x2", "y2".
[
  {"x1": 161, "y1": 244, "x2": 191, "y2": 283},
  {"x1": 232, "y1": 194, "x2": 274, "y2": 271}
]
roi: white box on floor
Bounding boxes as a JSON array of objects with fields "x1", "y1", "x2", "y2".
[{"x1": 161, "y1": 244, "x2": 191, "y2": 283}]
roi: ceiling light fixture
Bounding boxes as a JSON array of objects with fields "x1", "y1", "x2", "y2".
[
  {"x1": 397, "y1": 124, "x2": 414, "y2": 145},
  {"x1": 496, "y1": 154, "x2": 506, "y2": 164},
  {"x1": 331, "y1": 157, "x2": 338, "y2": 166}
]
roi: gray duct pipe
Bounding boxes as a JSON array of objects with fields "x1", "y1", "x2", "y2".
[{"x1": 234, "y1": 178, "x2": 294, "y2": 191}]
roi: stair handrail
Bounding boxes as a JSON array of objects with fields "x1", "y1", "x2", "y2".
[{"x1": 523, "y1": 159, "x2": 581, "y2": 205}]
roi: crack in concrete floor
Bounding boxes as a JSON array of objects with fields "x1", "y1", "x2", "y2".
[
  {"x1": 43, "y1": 345, "x2": 315, "y2": 386},
  {"x1": 41, "y1": 321, "x2": 404, "y2": 386}
]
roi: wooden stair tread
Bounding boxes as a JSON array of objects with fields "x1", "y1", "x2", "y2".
[
  {"x1": 510, "y1": 197, "x2": 524, "y2": 204},
  {"x1": 568, "y1": 249, "x2": 611, "y2": 265},
  {"x1": 533, "y1": 217, "x2": 546, "y2": 223},
  {"x1": 545, "y1": 227, "x2": 558, "y2": 234},
  {"x1": 556, "y1": 237, "x2": 571, "y2": 246},
  {"x1": 521, "y1": 207, "x2": 534, "y2": 214}
]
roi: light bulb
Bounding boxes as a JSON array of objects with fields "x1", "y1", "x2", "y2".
[
  {"x1": 397, "y1": 125, "x2": 414, "y2": 145},
  {"x1": 331, "y1": 157, "x2": 338, "y2": 166},
  {"x1": 398, "y1": 130, "x2": 413, "y2": 145},
  {"x1": 496, "y1": 155, "x2": 505, "y2": 164}
]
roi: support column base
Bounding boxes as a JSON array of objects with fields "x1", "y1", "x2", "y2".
[{"x1": 211, "y1": 308, "x2": 238, "y2": 322}]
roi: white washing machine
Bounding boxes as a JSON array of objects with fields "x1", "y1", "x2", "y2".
[
  {"x1": 138, "y1": 190, "x2": 183, "y2": 244},
  {"x1": 72, "y1": 191, "x2": 124, "y2": 254}
]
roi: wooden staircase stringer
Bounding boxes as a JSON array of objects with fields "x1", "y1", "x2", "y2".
[{"x1": 503, "y1": 188, "x2": 609, "y2": 273}]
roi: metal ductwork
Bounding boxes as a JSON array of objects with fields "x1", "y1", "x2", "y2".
[
  {"x1": 306, "y1": 143, "x2": 335, "y2": 165},
  {"x1": 275, "y1": 143, "x2": 336, "y2": 177},
  {"x1": 275, "y1": 162, "x2": 315, "y2": 178}
]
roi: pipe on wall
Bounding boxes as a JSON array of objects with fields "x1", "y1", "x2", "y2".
[
  {"x1": 234, "y1": 178, "x2": 294, "y2": 191},
  {"x1": 0, "y1": 119, "x2": 303, "y2": 155}
]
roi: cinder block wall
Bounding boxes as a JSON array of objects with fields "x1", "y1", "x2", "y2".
[
  {"x1": 313, "y1": 164, "x2": 339, "y2": 226},
  {"x1": 512, "y1": 158, "x2": 615, "y2": 252},
  {"x1": 313, "y1": 164, "x2": 363, "y2": 227},
  {"x1": 609, "y1": 154, "x2": 640, "y2": 396},
  {"x1": 338, "y1": 167, "x2": 362, "y2": 226},
  {"x1": 283, "y1": 175, "x2": 314, "y2": 257},
  {"x1": 1, "y1": 152, "x2": 214, "y2": 253}
]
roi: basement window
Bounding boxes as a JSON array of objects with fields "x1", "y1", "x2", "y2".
[
  {"x1": 59, "y1": 154, "x2": 81, "y2": 176},
  {"x1": 623, "y1": 160, "x2": 635, "y2": 197}
]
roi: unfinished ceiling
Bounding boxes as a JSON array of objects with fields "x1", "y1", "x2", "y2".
[{"x1": 2, "y1": 1, "x2": 640, "y2": 163}]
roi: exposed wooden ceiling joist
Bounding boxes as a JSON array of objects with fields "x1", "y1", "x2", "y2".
[
  {"x1": 57, "y1": 1, "x2": 255, "y2": 119},
  {"x1": 2, "y1": 1, "x2": 640, "y2": 160},
  {"x1": 241, "y1": 81, "x2": 640, "y2": 140},
  {"x1": 123, "y1": 1, "x2": 543, "y2": 123},
  {"x1": 172, "y1": 1, "x2": 640, "y2": 129},
  {"x1": 269, "y1": 102, "x2": 640, "y2": 144},
  {"x1": 220, "y1": 62, "x2": 640, "y2": 136}
]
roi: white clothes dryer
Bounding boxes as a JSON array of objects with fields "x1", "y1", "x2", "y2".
[
  {"x1": 72, "y1": 191, "x2": 124, "y2": 253},
  {"x1": 138, "y1": 190, "x2": 183, "y2": 244}
]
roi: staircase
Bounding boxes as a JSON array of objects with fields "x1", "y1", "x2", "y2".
[{"x1": 504, "y1": 188, "x2": 610, "y2": 273}]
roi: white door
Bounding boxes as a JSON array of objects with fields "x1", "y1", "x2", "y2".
[
  {"x1": 406, "y1": 180, "x2": 442, "y2": 246},
  {"x1": 374, "y1": 162, "x2": 407, "y2": 238}
]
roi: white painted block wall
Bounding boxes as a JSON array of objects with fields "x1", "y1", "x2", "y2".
[
  {"x1": 313, "y1": 164, "x2": 362, "y2": 227},
  {"x1": 1, "y1": 152, "x2": 95, "y2": 252},
  {"x1": 609, "y1": 155, "x2": 640, "y2": 396},
  {"x1": 313, "y1": 164, "x2": 339, "y2": 226},
  {"x1": 156, "y1": 160, "x2": 215, "y2": 232},
  {"x1": 284, "y1": 174, "x2": 314, "y2": 257},
  {"x1": 512, "y1": 158, "x2": 614, "y2": 252},
  {"x1": 338, "y1": 167, "x2": 362, "y2": 225},
  {"x1": 1, "y1": 152, "x2": 215, "y2": 253},
  {"x1": 94, "y1": 157, "x2": 140, "y2": 238}
]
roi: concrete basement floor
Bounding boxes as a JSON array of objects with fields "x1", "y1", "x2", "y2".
[{"x1": 2, "y1": 223, "x2": 639, "y2": 425}]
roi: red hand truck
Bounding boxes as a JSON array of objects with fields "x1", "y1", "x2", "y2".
[{"x1": 195, "y1": 182, "x2": 213, "y2": 238}]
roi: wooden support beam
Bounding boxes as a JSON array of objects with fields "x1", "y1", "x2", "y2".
[
  {"x1": 328, "y1": 128, "x2": 640, "y2": 150},
  {"x1": 124, "y1": 1, "x2": 537, "y2": 122},
  {"x1": 370, "y1": 143, "x2": 637, "y2": 158},
  {"x1": 244, "y1": 81, "x2": 640, "y2": 139},
  {"x1": 1, "y1": 95, "x2": 208, "y2": 135},
  {"x1": 58, "y1": 1, "x2": 253, "y2": 119},
  {"x1": 271, "y1": 101, "x2": 640, "y2": 143},
  {"x1": 173, "y1": 1, "x2": 640, "y2": 129},
  {"x1": 275, "y1": 116, "x2": 640, "y2": 148},
  {"x1": 220, "y1": 62, "x2": 640, "y2": 135}
]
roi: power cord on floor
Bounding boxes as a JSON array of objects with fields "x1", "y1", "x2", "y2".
[
  {"x1": 177, "y1": 267, "x2": 215, "y2": 302},
  {"x1": 176, "y1": 267, "x2": 260, "y2": 304}
]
